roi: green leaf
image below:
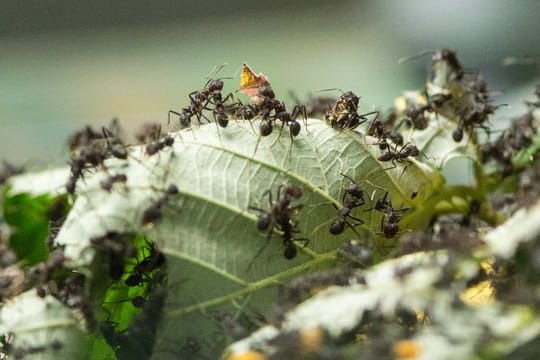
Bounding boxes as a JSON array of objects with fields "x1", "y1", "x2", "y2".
[
  {"x1": 2, "y1": 191, "x2": 60, "y2": 264},
  {"x1": 54, "y1": 119, "x2": 443, "y2": 357}
]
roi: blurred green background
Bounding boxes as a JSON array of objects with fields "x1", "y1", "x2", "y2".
[{"x1": 1, "y1": 0, "x2": 539, "y2": 167}]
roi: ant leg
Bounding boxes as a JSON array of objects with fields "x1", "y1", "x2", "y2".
[
  {"x1": 246, "y1": 229, "x2": 275, "y2": 272},
  {"x1": 345, "y1": 221, "x2": 362, "y2": 238},
  {"x1": 347, "y1": 214, "x2": 364, "y2": 224},
  {"x1": 168, "y1": 110, "x2": 183, "y2": 126}
]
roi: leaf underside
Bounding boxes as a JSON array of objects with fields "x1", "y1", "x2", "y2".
[{"x1": 52, "y1": 119, "x2": 443, "y2": 357}]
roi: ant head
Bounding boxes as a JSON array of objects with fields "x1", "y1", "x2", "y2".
[
  {"x1": 207, "y1": 78, "x2": 224, "y2": 92},
  {"x1": 341, "y1": 91, "x2": 360, "y2": 106},
  {"x1": 259, "y1": 85, "x2": 275, "y2": 99},
  {"x1": 166, "y1": 184, "x2": 179, "y2": 195},
  {"x1": 434, "y1": 49, "x2": 462, "y2": 71},
  {"x1": 285, "y1": 184, "x2": 302, "y2": 199}
]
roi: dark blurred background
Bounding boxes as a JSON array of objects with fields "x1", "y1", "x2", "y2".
[{"x1": 1, "y1": 0, "x2": 539, "y2": 166}]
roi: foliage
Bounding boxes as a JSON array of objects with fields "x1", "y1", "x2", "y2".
[{"x1": 1, "y1": 50, "x2": 540, "y2": 360}]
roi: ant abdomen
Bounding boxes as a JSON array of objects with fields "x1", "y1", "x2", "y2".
[
  {"x1": 329, "y1": 220, "x2": 346, "y2": 235},
  {"x1": 283, "y1": 243, "x2": 297, "y2": 260},
  {"x1": 257, "y1": 213, "x2": 272, "y2": 231},
  {"x1": 260, "y1": 120, "x2": 273, "y2": 136},
  {"x1": 289, "y1": 121, "x2": 301, "y2": 137}
]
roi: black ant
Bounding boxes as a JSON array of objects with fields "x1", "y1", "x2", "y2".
[
  {"x1": 365, "y1": 118, "x2": 405, "y2": 151},
  {"x1": 329, "y1": 173, "x2": 365, "y2": 235},
  {"x1": 135, "y1": 122, "x2": 162, "y2": 144},
  {"x1": 452, "y1": 76, "x2": 504, "y2": 143},
  {"x1": 0, "y1": 161, "x2": 24, "y2": 185},
  {"x1": 241, "y1": 84, "x2": 307, "y2": 139},
  {"x1": 377, "y1": 142, "x2": 420, "y2": 170},
  {"x1": 168, "y1": 64, "x2": 234, "y2": 128},
  {"x1": 249, "y1": 184, "x2": 307, "y2": 261},
  {"x1": 146, "y1": 134, "x2": 174, "y2": 156},
  {"x1": 337, "y1": 239, "x2": 372, "y2": 268},
  {"x1": 102, "y1": 125, "x2": 128, "y2": 160},
  {"x1": 290, "y1": 91, "x2": 336, "y2": 118},
  {"x1": 324, "y1": 90, "x2": 378, "y2": 130},
  {"x1": 90, "y1": 231, "x2": 138, "y2": 280},
  {"x1": 100, "y1": 174, "x2": 127, "y2": 192},
  {"x1": 370, "y1": 191, "x2": 410, "y2": 238},
  {"x1": 141, "y1": 184, "x2": 179, "y2": 225},
  {"x1": 66, "y1": 122, "x2": 126, "y2": 194}
]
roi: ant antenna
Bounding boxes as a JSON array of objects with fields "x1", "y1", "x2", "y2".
[
  {"x1": 397, "y1": 49, "x2": 435, "y2": 64},
  {"x1": 314, "y1": 88, "x2": 345, "y2": 94},
  {"x1": 206, "y1": 63, "x2": 228, "y2": 79}
]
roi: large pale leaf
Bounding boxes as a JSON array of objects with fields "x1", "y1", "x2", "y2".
[
  {"x1": 52, "y1": 119, "x2": 442, "y2": 357},
  {"x1": 0, "y1": 291, "x2": 91, "y2": 359}
]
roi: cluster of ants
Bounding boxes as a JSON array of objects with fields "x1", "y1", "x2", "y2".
[
  {"x1": 92, "y1": 233, "x2": 168, "y2": 359},
  {"x1": 168, "y1": 66, "x2": 309, "y2": 143},
  {"x1": 66, "y1": 118, "x2": 177, "y2": 196},
  {"x1": 248, "y1": 175, "x2": 410, "y2": 262}
]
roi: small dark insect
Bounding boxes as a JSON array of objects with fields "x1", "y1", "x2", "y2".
[
  {"x1": 366, "y1": 118, "x2": 405, "y2": 151},
  {"x1": 102, "y1": 125, "x2": 128, "y2": 160},
  {"x1": 146, "y1": 135, "x2": 174, "y2": 156},
  {"x1": 141, "y1": 184, "x2": 179, "y2": 225},
  {"x1": 90, "y1": 231, "x2": 137, "y2": 280},
  {"x1": 329, "y1": 173, "x2": 365, "y2": 236},
  {"x1": 432, "y1": 48, "x2": 464, "y2": 81},
  {"x1": 290, "y1": 92, "x2": 336, "y2": 118},
  {"x1": 0, "y1": 161, "x2": 24, "y2": 185},
  {"x1": 370, "y1": 191, "x2": 410, "y2": 238},
  {"x1": 377, "y1": 143, "x2": 420, "y2": 170},
  {"x1": 135, "y1": 122, "x2": 162, "y2": 144},
  {"x1": 168, "y1": 65, "x2": 236, "y2": 129},
  {"x1": 325, "y1": 90, "x2": 379, "y2": 130},
  {"x1": 337, "y1": 239, "x2": 373, "y2": 268},
  {"x1": 249, "y1": 184, "x2": 307, "y2": 261},
  {"x1": 100, "y1": 174, "x2": 127, "y2": 192}
]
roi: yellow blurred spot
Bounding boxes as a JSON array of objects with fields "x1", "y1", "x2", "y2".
[
  {"x1": 225, "y1": 350, "x2": 267, "y2": 360},
  {"x1": 299, "y1": 326, "x2": 325, "y2": 354},
  {"x1": 355, "y1": 333, "x2": 369, "y2": 343},
  {"x1": 460, "y1": 280, "x2": 495, "y2": 306},
  {"x1": 393, "y1": 340, "x2": 422, "y2": 359}
]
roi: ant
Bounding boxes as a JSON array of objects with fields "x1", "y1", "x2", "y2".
[
  {"x1": 452, "y1": 76, "x2": 504, "y2": 142},
  {"x1": 141, "y1": 184, "x2": 179, "y2": 225},
  {"x1": 369, "y1": 190, "x2": 410, "y2": 238},
  {"x1": 66, "y1": 123, "x2": 125, "y2": 194},
  {"x1": 100, "y1": 174, "x2": 127, "y2": 192},
  {"x1": 365, "y1": 118, "x2": 405, "y2": 151},
  {"x1": 168, "y1": 64, "x2": 234, "y2": 128},
  {"x1": 377, "y1": 142, "x2": 420, "y2": 170},
  {"x1": 290, "y1": 91, "x2": 336, "y2": 118},
  {"x1": 102, "y1": 125, "x2": 128, "y2": 160},
  {"x1": 249, "y1": 184, "x2": 307, "y2": 261},
  {"x1": 329, "y1": 173, "x2": 365, "y2": 235},
  {"x1": 90, "y1": 231, "x2": 138, "y2": 280},
  {"x1": 337, "y1": 239, "x2": 372, "y2": 269},
  {"x1": 146, "y1": 134, "x2": 174, "y2": 156},
  {"x1": 0, "y1": 161, "x2": 24, "y2": 185},
  {"x1": 325, "y1": 90, "x2": 378, "y2": 130}
]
